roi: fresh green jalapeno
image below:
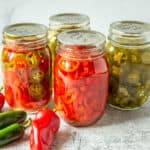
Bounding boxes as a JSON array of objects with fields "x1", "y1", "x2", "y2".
[
  {"x1": 0, "y1": 110, "x2": 26, "y2": 129},
  {"x1": 0, "y1": 123, "x2": 24, "y2": 146},
  {"x1": 0, "y1": 118, "x2": 31, "y2": 147}
]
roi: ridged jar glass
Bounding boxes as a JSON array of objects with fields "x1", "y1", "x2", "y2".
[
  {"x1": 2, "y1": 23, "x2": 52, "y2": 112},
  {"x1": 106, "y1": 21, "x2": 150, "y2": 110},
  {"x1": 54, "y1": 30, "x2": 109, "y2": 126}
]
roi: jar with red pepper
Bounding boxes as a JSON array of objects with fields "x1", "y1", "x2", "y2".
[
  {"x1": 2, "y1": 23, "x2": 52, "y2": 112},
  {"x1": 54, "y1": 30, "x2": 109, "y2": 126}
]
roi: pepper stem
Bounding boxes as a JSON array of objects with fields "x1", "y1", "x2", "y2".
[
  {"x1": 0, "y1": 86, "x2": 3, "y2": 92},
  {"x1": 22, "y1": 118, "x2": 32, "y2": 129}
]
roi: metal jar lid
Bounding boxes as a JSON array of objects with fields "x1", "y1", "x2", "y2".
[
  {"x1": 58, "y1": 29, "x2": 105, "y2": 47},
  {"x1": 3, "y1": 23, "x2": 48, "y2": 39},
  {"x1": 3, "y1": 23, "x2": 48, "y2": 50},
  {"x1": 108, "y1": 21, "x2": 150, "y2": 48},
  {"x1": 49, "y1": 13, "x2": 90, "y2": 29}
]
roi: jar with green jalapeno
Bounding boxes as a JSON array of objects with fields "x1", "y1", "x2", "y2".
[
  {"x1": 106, "y1": 21, "x2": 150, "y2": 110},
  {"x1": 48, "y1": 13, "x2": 90, "y2": 88},
  {"x1": 2, "y1": 23, "x2": 52, "y2": 112}
]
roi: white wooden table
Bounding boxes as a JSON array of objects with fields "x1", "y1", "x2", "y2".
[{"x1": 1, "y1": 100, "x2": 150, "y2": 150}]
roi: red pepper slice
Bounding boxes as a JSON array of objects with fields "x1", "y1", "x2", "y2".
[
  {"x1": 56, "y1": 99, "x2": 75, "y2": 121},
  {"x1": 4, "y1": 85, "x2": 15, "y2": 107},
  {"x1": 2, "y1": 48, "x2": 12, "y2": 62},
  {"x1": 80, "y1": 61, "x2": 94, "y2": 77},
  {"x1": 58, "y1": 57, "x2": 80, "y2": 73},
  {"x1": 14, "y1": 57, "x2": 28, "y2": 68},
  {"x1": 4, "y1": 71, "x2": 20, "y2": 86},
  {"x1": 17, "y1": 69, "x2": 28, "y2": 86},
  {"x1": 61, "y1": 88, "x2": 78, "y2": 104},
  {"x1": 54, "y1": 77, "x2": 65, "y2": 95},
  {"x1": 30, "y1": 109, "x2": 60, "y2": 150},
  {"x1": 73, "y1": 96, "x2": 88, "y2": 121},
  {"x1": 39, "y1": 56, "x2": 49, "y2": 73},
  {"x1": 0, "y1": 87, "x2": 5, "y2": 110}
]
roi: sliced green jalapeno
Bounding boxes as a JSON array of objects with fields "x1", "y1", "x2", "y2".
[
  {"x1": 130, "y1": 50, "x2": 141, "y2": 63},
  {"x1": 30, "y1": 69, "x2": 45, "y2": 83},
  {"x1": 126, "y1": 71, "x2": 141, "y2": 86},
  {"x1": 26, "y1": 52, "x2": 39, "y2": 67},
  {"x1": 141, "y1": 51, "x2": 150, "y2": 64},
  {"x1": 136, "y1": 86, "x2": 148, "y2": 99},
  {"x1": 3, "y1": 61, "x2": 15, "y2": 70},
  {"x1": 113, "y1": 49, "x2": 128, "y2": 64},
  {"x1": 29, "y1": 83, "x2": 45, "y2": 100}
]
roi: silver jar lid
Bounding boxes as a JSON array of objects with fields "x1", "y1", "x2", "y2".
[
  {"x1": 109, "y1": 21, "x2": 150, "y2": 48},
  {"x1": 49, "y1": 13, "x2": 90, "y2": 29},
  {"x1": 3, "y1": 23, "x2": 48, "y2": 39},
  {"x1": 3, "y1": 23, "x2": 48, "y2": 49},
  {"x1": 58, "y1": 30, "x2": 105, "y2": 47}
]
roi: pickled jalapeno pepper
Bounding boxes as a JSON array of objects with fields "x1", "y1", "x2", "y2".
[
  {"x1": 2, "y1": 23, "x2": 52, "y2": 112},
  {"x1": 54, "y1": 30, "x2": 109, "y2": 126},
  {"x1": 106, "y1": 21, "x2": 150, "y2": 110}
]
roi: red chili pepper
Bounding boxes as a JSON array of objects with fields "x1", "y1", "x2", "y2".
[
  {"x1": 0, "y1": 87, "x2": 5, "y2": 110},
  {"x1": 58, "y1": 57, "x2": 80, "y2": 73},
  {"x1": 30, "y1": 109, "x2": 60, "y2": 150}
]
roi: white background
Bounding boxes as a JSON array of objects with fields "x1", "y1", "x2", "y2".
[{"x1": 0, "y1": 0, "x2": 150, "y2": 39}]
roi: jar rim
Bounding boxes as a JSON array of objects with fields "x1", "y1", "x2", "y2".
[
  {"x1": 108, "y1": 20, "x2": 150, "y2": 47},
  {"x1": 49, "y1": 13, "x2": 90, "y2": 29}
]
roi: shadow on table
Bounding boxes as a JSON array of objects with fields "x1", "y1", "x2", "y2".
[
  {"x1": 51, "y1": 129, "x2": 73, "y2": 150},
  {"x1": 93, "y1": 101, "x2": 150, "y2": 127}
]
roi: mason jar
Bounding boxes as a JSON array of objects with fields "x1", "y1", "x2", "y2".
[
  {"x1": 54, "y1": 30, "x2": 109, "y2": 126},
  {"x1": 2, "y1": 23, "x2": 52, "y2": 112},
  {"x1": 106, "y1": 21, "x2": 150, "y2": 110},
  {"x1": 48, "y1": 13, "x2": 90, "y2": 88}
]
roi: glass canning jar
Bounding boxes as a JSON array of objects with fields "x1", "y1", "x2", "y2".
[
  {"x1": 54, "y1": 30, "x2": 109, "y2": 126},
  {"x1": 48, "y1": 13, "x2": 90, "y2": 88},
  {"x1": 106, "y1": 21, "x2": 150, "y2": 110},
  {"x1": 2, "y1": 23, "x2": 52, "y2": 112}
]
